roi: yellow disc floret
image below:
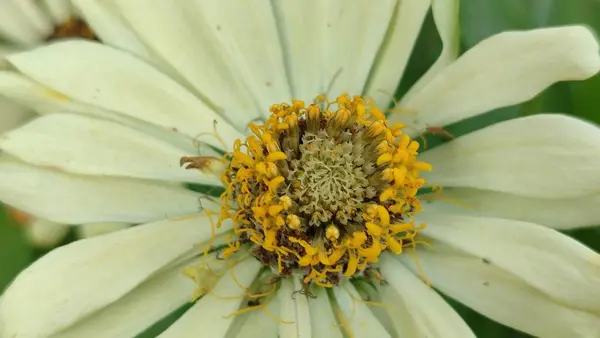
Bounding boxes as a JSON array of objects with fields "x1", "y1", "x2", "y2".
[{"x1": 216, "y1": 94, "x2": 431, "y2": 287}]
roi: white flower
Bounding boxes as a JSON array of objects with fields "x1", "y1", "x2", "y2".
[{"x1": 1, "y1": 1, "x2": 600, "y2": 337}]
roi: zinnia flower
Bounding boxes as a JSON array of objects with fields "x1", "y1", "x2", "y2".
[{"x1": 1, "y1": 1, "x2": 600, "y2": 337}]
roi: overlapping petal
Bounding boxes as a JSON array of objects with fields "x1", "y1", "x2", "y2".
[
  {"x1": 421, "y1": 114, "x2": 600, "y2": 199},
  {"x1": 401, "y1": 250, "x2": 600, "y2": 337},
  {"x1": 0, "y1": 216, "x2": 230, "y2": 337},
  {"x1": 393, "y1": 26, "x2": 600, "y2": 132},
  {"x1": 417, "y1": 211, "x2": 600, "y2": 313}
]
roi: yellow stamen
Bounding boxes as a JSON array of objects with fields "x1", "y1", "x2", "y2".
[
  {"x1": 326, "y1": 225, "x2": 340, "y2": 241},
  {"x1": 266, "y1": 151, "x2": 287, "y2": 162},
  {"x1": 193, "y1": 95, "x2": 431, "y2": 292},
  {"x1": 286, "y1": 214, "x2": 301, "y2": 229}
]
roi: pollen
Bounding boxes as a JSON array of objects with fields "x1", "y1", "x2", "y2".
[{"x1": 202, "y1": 94, "x2": 431, "y2": 287}]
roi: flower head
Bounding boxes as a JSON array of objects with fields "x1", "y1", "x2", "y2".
[
  {"x1": 1, "y1": 1, "x2": 600, "y2": 338},
  {"x1": 203, "y1": 95, "x2": 431, "y2": 288}
]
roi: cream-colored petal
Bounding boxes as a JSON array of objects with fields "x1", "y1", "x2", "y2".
[
  {"x1": 309, "y1": 287, "x2": 343, "y2": 338},
  {"x1": 426, "y1": 188, "x2": 600, "y2": 229},
  {"x1": 6, "y1": 41, "x2": 244, "y2": 150},
  {"x1": 365, "y1": 0, "x2": 431, "y2": 108},
  {"x1": 158, "y1": 258, "x2": 262, "y2": 338},
  {"x1": 41, "y1": 0, "x2": 71, "y2": 24},
  {"x1": 231, "y1": 297, "x2": 280, "y2": 338},
  {"x1": 332, "y1": 281, "x2": 390, "y2": 338},
  {"x1": 114, "y1": 0, "x2": 263, "y2": 129},
  {"x1": 76, "y1": 222, "x2": 131, "y2": 239},
  {"x1": 13, "y1": 0, "x2": 54, "y2": 35},
  {"x1": 394, "y1": 0, "x2": 459, "y2": 105},
  {"x1": 0, "y1": 44, "x2": 22, "y2": 56},
  {"x1": 24, "y1": 218, "x2": 69, "y2": 248},
  {"x1": 0, "y1": 113, "x2": 221, "y2": 184},
  {"x1": 196, "y1": 1, "x2": 291, "y2": 116},
  {"x1": 0, "y1": 95, "x2": 34, "y2": 133},
  {"x1": 73, "y1": 0, "x2": 154, "y2": 60},
  {"x1": 0, "y1": 71, "x2": 199, "y2": 153},
  {"x1": 321, "y1": 0, "x2": 396, "y2": 98},
  {"x1": 0, "y1": 1, "x2": 44, "y2": 45},
  {"x1": 54, "y1": 261, "x2": 196, "y2": 338},
  {"x1": 0, "y1": 156, "x2": 201, "y2": 224},
  {"x1": 397, "y1": 26, "x2": 600, "y2": 131},
  {"x1": 0, "y1": 216, "x2": 228, "y2": 337},
  {"x1": 400, "y1": 251, "x2": 600, "y2": 337},
  {"x1": 421, "y1": 114, "x2": 600, "y2": 199},
  {"x1": 273, "y1": 0, "x2": 395, "y2": 102},
  {"x1": 270, "y1": 0, "x2": 326, "y2": 102},
  {"x1": 0, "y1": 70, "x2": 115, "y2": 114},
  {"x1": 418, "y1": 211, "x2": 600, "y2": 313},
  {"x1": 278, "y1": 278, "x2": 312, "y2": 338},
  {"x1": 379, "y1": 254, "x2": 475, "y2": 338}
]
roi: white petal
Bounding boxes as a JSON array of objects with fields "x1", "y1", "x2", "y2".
[
  {"x1": 270, "y1": 0, "x2": 327, "y2": 102},
  {"x1": 231, "y1": 297, "x2": 280, "y2": 338},
  {"x1": 395, "y1": 0, "x2": 460, "y2": 105},
  {"x1": 24, "y1": 218, "x2": 69, "y2": 248},
  {"x1": 273, "y1": 0, "x2": 395, "y2": 102},
  {"x1": 0, "y1": 70, "x2": 115, "y2": 115},
  {"x1": 418, "y1": 211, "x2": 600, "y2": 313},
  {"x1": 400, "y1": 251, "x2": 600, "y2": 337},
  {"x1": 76, "y1": 222, "x2": 131, "y2": 239},
  {"x1": 73, "y1": 0, "x2": 155, "y2": 61},
  {"x1": 421, "y1": 114, "x2": 600, "y2": 199},
  {"x1": 332, "y1": 281, "x2": 390, "y2": 338},
  {"x1": 399, "y1": 26, "x2": 600, "y2": 131},
  {"x1": 0, "y1": 95, "x2": 34, "y2": 133},
  {"x1": 41, "y1": 0, "x2": 71, "y2": 24},
  {"x1": 6, "y1": 41, "x2": 244, "y2": 150},
  {"x1": 0, "y1": 113, "x2": 221, "y2": 184},
  {"x1": 0, "y1": 44, "x2": 22, "y2": 56},
  {"x1": 196, "y1": 0, "x2": 291, "y2": 116},
  {"x1": 158, "y1": 258, "x2": 262, "y2": 338},
  {"x1": 0, "y1": 216, "x2": 228, "y2": 337},
  {"x1": 365, "y1": 0, "x2": 431, "y2": 108},
  {"x1": 278, "y1": 278, "x2": 312, "y2": 338},
  {"x1": 114, "y1": 0, "x2": 263, "y2": 129},
  {"x1": 13, "y1": 0, "x2": 54, "y2": 36},
  {"x1": 0, "y1": 156, "x2": 201, "y2": 224},
  {"x1": 0, "y1": 71, "x2": 200, "y2": 153},
  {"x1": 426, "y1": 188, "x2": 600, "y2": 229},
  {"x1": 379, "y1": 254, "x2": 475, "y2": 338},
  {"x1": 55, "y1": 261, "x2": 195, "y2": 338},
  {"x1": 308, "y1": 287, "x2": 343, "y2": 338},
  {"x1": 321, "y1": 0, "x2": 396, "y2": 97},
  {"x1": 0, "y1": 1, "x2": 44, "y2": 45}
]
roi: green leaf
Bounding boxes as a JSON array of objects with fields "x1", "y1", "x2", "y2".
[
  {"x1": 395, "y1": 11, "x2": 442, "y2": 99},
  {"x1": 571, "y1": 74, "x2": 600, "y2": 124},
  {"x1": 0, "y1": 205, "x2": 33, "y2": 292},
  {"x1": 187, "y1": 184, "x2": 225, "y2": 198},
  {"x1": 134, "y1": 303, "x2": 194, "y2": 338},
  {"x1": 460, "y1": 0, "x2": 556, "y2": 47}
]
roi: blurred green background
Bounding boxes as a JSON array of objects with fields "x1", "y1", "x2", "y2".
[{"x1": 1, "y1": 1, "x2": 600, "y2": 337}]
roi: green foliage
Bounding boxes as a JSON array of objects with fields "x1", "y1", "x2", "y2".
[{"x1": 0, "y1": 206, "x2": 33, "y2": 292}]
